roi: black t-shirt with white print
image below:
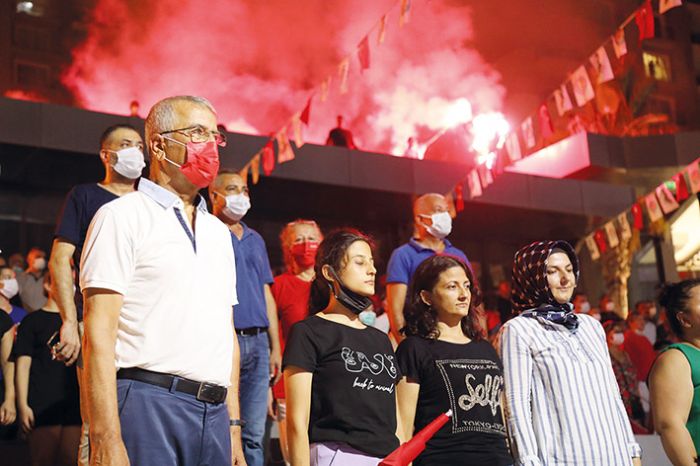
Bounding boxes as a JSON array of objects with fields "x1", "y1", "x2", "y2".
[
  {"x1": 396, "y1": 336, "x2": 512, "y2": 465},
  {"x1": 283, "y1": 315, "x2": 400, "y2": 457}
]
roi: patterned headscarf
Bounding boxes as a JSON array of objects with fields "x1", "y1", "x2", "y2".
[{"x1": 511, "y1": 240, "x2": 580, "y2": 330}]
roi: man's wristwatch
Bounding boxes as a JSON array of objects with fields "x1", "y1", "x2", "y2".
[{"x1": 230, "y1": 419, "x2": 246, "y2": 427}]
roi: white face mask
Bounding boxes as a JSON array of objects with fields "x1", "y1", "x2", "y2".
[
  {"x1": 111, "y1": 146, "x2": 145, "y2": 179},
  {"x1": 612, "y1": 332, "x2": 624, "y2": 346},
  {"x1": 580, "y1": 301, "x2": 591, "y2": 313},
  {"x1": 0, "y1": 278, "x2": 19, "y2": 300},
  {"x1": 222, "y1": 193, "x2": 251, "y2": 221},
  {"x1": 423, "y1": 211, "x2": 452, "y2": 239},
  {"x1": 110, "y1": 146, "x2": 146, "y2": 180},
  {"x1": 33, "y1": 257, "x2": 46, "y2": 271}
]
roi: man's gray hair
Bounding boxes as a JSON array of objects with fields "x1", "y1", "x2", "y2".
[{"x1": 144, "y1": 96, "x2": 217, "y2": 153}]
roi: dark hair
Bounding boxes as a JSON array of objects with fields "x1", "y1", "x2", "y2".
[
  {"x1": 309, "y1": 228, "x2": 374, "y2": 313},
  {"x1": 658, "y1": 279, "x2": 700, "y2": 337},
  {"x1": 99, "y1": 124, "x2": 138, "y2": 149},
  {"x1": 402, "y1": 255, "x2": 484, "y2": 340}
]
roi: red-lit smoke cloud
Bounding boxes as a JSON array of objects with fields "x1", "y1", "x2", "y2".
[{"x1": 62, "y1": 0, "x2": 505, "y2": 156}]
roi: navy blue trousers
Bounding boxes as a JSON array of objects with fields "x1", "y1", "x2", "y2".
[{"x1": 117, "y1": 379, "x2": 230, "y2": 466}]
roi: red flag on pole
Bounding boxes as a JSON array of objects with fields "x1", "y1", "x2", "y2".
[
  {"x1": 379, "y1": 410, "x2": 452, "y2": 466},
  {"x1": 300, "y1": 97, "x2": 312, "y2": 125},
  {"x1": 358, "y1": 35, "x2": 370, "y2": 71},
  {"x1": 635, "y1": 0, "x2": 655, "y2": 42}
]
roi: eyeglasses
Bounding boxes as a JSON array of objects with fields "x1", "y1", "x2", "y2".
[{"x1": 160, "y1": 125, "x2": 227, "y2": 147}]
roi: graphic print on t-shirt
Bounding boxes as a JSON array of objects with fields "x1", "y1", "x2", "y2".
[
  {"x1": 342, "y1": 346, "x2": 398, "y2": 394},
  {"x1": 436, "y1": 358, "x2": 506, "y2": 435}
]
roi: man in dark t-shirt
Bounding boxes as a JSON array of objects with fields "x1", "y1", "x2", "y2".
[
  {"x1": 48, "y1": 123, "x2": 144, "y2": 466},
  {"x1": 325, "y1": 115, "x2": 357, "y2": 149}
]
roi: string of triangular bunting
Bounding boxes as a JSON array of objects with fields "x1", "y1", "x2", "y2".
[
  {"x1": 236, "y1": 0, "x2": 414, "y2": 183},
  {"x1": 448, "y1": 0, "x2": 684, "y2": 210},
  {"x1": 583, "y1": 157, "x2": 699, "y2": 260}
]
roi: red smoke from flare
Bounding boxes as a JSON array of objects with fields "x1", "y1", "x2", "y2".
[{"x1": 62, "y1": 0, "x2": 505, "y2": 156}]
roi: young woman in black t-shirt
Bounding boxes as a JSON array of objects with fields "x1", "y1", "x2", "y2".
[
  {"x1": 13, "y1": 273, "x2": 80, "y2": 466},
  {"x1": 396, "y1": 255, "x2": 512, "y2": 465},
  {"x1": 283, "y1": 229, "x2": 400, "y2": 466}
]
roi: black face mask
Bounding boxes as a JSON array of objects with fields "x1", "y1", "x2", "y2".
[{"x1": 327, "y1": 267, "x2": 373, "y2": 315}]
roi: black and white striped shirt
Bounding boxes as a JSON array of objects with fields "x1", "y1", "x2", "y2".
[{"x1": 498, "y1": 314, "x2": 641, "y2": 465}]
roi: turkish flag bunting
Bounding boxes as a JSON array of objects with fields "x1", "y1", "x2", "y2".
[
  {"x1": 672, "y1": 172, "x2": 689, "y2": 202},
  {"x1": 635, "y1": 0, "x2": 655, "y2": 42},
  {"x1": 538, "y1": 104, "x2": 554, "y2": 141},
  {"x1": 455, "y1": 183, "x2": 464, "y2": 212},
  {"x1": 262, "y1": 140, "x2": 275, "y2": 176},
  {"x1": 594, "y1": 230, "x2": 608, "y2": 255},
  {"x1": 631, "y1": 203, "x2": 644, "y2": 230},
  {"x1": 300, "y1": 97, "x2": 312, "y2": 125},
  {"x1": 358, "y1": 35, "x2": 370, "y2": 71},
  {"x1": 250, "y1": 153, "x2": 260, "y2": 185},
  {"x1": 380, "y1": 411, "x2": 452, "y2": 466}
]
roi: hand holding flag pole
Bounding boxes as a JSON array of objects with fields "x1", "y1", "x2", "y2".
[{"x1": 379, "y1": 410, "x2": 453, "y2": 466}]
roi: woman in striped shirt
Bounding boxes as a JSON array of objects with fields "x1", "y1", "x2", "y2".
[{"x1": 498, "y1": 240, "x2": 641, "y2": 466}]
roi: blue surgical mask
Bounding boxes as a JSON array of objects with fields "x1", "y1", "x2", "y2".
[{"x1": 359, "y1": 310, "x2": 377, "y2": 326}]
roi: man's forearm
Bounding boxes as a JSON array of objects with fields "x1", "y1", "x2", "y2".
[
  {"x1": 227, "y1": 331, "x2": 241, "y2": 420},
  {"x1": 85, "y1": 338, "x2": 121, "y2": 440},
  {"x1": 50, "y1": 248, "x2": 78, "y2": 324}
]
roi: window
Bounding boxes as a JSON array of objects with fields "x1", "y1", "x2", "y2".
[
  {"x1": 14, "y1": 60, "x2": 50, "y2": 87},
  {"x1": 14, "y1": 24, "x2": 51, "y2": 51},
  {"x1": 643, "y1": 52, "x2": 672, "y2": 81}
]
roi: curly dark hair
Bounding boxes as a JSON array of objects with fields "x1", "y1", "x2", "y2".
[
  {"x1": 402, "y1": 255, "x2": 483, "y2": 340},
  {"x1": 308, "y1": 228, "x2": 375, "y2": 313},
  {"x1": 658, "y1": 279, "x2": 700, "y2": 338}
]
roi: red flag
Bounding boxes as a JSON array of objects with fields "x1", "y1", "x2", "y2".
[
  {"x1": 358, "y1": 35, "x2": 370, "y2": 71},
  {"x1": 262, "y1": 140, "x2": 275, "y2": 176},
  {"x1": 538, "y1": 104, "x2": 554, "y2": 141},
  {"x1": 672, "y1": 172, "x2": 689, "y2": 202},
  {"x1": 594, "y1": 230, "x2": 608, "y2": 255},
  {"x1": 455, "y1": 183, "x2": 464, "y2": 212},
  {"x1": 631, "y1": 203, "x2": 644, "y2": 230},
  {"x1": 380, "y1": 410, "x2": 452, "y2": 466},
  {"x1": 635, "y1": 0, "x2": 655, "y2": 42},
  {"x1": 300, "y1": 97, "x2": 311, "y2": 125}
]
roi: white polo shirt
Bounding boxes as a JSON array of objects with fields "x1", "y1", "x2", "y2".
[{"x1": 80, "y1": 178, "x2": 237, "y2": 386}]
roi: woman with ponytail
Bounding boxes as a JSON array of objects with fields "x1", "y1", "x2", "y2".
[{"x1": 283, "y1": 229, "x2": 400, "y2": 466}]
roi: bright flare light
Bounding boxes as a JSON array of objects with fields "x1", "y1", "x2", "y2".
[
  {"x1": 470, "y1": 112, "x2": 509, "y2": 168},
  {"x1": 442, "y1": 98, "x2": 473, "y2": 128}
]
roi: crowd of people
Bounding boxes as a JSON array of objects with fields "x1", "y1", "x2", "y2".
[{"x1": 0, "y1": 95, "x2": 699, "y2": 466}]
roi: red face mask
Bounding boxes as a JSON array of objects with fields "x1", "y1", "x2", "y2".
[
  {"x1": 290, "y1": 241, "x2": 319, "y2": 268},
  {"x1": 165, "y1": 140, "x2": 220, "y2": 188}
]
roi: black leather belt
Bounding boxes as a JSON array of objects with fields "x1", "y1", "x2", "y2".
[
  {"x1": 235, "y1": 327, "x2": 268, "y2": 336},
  {"x1": 117, "y1": 367, "x2": 227, "y2": 404}
]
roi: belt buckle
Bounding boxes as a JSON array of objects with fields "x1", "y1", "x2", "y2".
[{"x1": 196, "y1": 382, "x2": 226, "y2": 404}]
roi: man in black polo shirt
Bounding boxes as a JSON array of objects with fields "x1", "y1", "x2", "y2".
[{"x1": 49, "y1": 123, "x2": 144, "y2": 465}]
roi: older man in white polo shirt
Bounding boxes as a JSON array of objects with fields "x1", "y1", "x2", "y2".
[{"x1": 80, "y1": 95, "x2": 246, "y2": 466}]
